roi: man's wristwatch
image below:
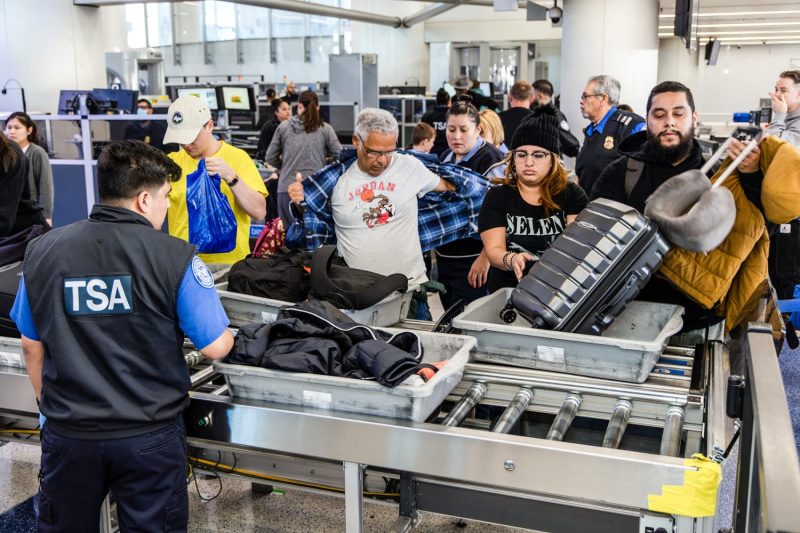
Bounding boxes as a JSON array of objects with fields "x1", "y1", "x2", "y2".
[{"x1": 228, "y1": 176, "x2": 240, "y2": 187}]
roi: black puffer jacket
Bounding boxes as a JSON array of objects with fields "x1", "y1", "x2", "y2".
[{"x1": 225, "y1": 299, "x2": 427, "y2": 387}]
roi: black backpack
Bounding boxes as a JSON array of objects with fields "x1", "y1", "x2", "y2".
[
  {"x1": 227, "y1": 246, "x2": 409, "y2": 310},
  {"x1": 228, "y1": 250, "x2": 312, "y2": 302}
]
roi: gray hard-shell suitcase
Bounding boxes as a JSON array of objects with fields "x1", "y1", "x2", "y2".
[{"x1": 502, "y1": 198, "x2": 670, "y2": 335}]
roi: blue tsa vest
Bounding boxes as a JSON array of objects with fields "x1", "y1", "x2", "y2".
[
  {"x1": 576, "y1": 109, "x2": 644, "y2": 195},
  {"x1": 23, "y1": 204, "x2": 196, "y2": 439}
]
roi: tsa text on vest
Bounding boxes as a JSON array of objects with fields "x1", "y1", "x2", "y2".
[{"x1": 63, "y1": 276, "x2": 134, "y2": 316}]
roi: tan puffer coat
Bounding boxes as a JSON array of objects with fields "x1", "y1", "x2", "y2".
[{"x1": 658, "y1": 136, "x2": 800, "y2": 331}]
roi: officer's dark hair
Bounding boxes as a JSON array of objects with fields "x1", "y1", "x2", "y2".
[
  {"x1": 97, "y1": 140, "x2": 181, "y2": 203},
  {"x1": 436, "y1": 88, "x2": 450, "y2": 106},
  {"x1": 646, "y1": 81, "x2": 695, "y2": 114},
  {"x1": 446, "y1": 94, "x2": 480, "y2": 127},
  {"x1": 136, "y1": 98, "x2": 153, "y2": 110},
  {"x1": 533, "y1": 79, "x2": 554, "y2": 97}
]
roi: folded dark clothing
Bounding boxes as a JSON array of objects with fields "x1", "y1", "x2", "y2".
[{"x1": 225, "y1": 298, "x2": 434, "y2": 387}]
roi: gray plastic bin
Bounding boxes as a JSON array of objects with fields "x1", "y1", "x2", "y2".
[
  {"x1": 215, "y1": 330, "x2": 475, "y2": 421},
  {"x1": 452, "y1": 288, "x2": 683, "y2": 383},
  {"x1": 216, "y1": 282, "x2": 414, "y2": 327}
]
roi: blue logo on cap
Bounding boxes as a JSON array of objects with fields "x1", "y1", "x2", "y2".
[{"x1": 172, "y1": 112, "x2": 184, "y2": 125}]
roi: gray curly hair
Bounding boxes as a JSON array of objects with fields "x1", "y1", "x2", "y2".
[
  {"x1": 588, "y1": 75, "x2": 621, "y2": 105},
  {"x1": 354, "y1": 108, "x2": 399, "y2": 140}
]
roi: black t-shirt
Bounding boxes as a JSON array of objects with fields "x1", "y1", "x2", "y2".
[
  {"x1": 478, "y1": 181, "x2": 588, "y2": 291},
  {"x1": 499, "y1": 107, "x2": 531, "y2": 146}
]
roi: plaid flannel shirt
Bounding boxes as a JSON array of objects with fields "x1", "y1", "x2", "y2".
[{"x1": 293, "y1": 148, "x2": 489, "y2": 252}]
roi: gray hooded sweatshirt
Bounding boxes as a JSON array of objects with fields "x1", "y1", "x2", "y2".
[
  {"x1": 266, "y1": 115, "x2": 341, "y2": 193},
  {"x1": 766, "y1": 108, "x2": 800, "y2": 148}
]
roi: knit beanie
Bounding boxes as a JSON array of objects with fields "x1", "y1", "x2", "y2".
[{"x1": 511, "y1": 105, "x2": 561, "y2": 154}]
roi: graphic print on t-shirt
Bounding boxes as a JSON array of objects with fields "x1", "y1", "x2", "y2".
[
  {"x1": 506, "y1": 212, "x2": 565, "y2": 238},
  {"x1": 344, "y1": 180, "x2": 398, "y2": 229}
]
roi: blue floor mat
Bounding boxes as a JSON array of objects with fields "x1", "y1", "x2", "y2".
[
  {"x1": 779, "y1": 341, "x2": 800, "y2": 455},
  {"x1": 0, "y1": 497, "x2": 36, "y2": 533}
]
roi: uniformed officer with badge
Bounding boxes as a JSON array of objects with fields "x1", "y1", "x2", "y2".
[
  {"x1": 575, "y1": 75, "x2": 645, "y2": 195},
  {"x1": 11, "y1": 140, "x2": 234, "y2": 532}
]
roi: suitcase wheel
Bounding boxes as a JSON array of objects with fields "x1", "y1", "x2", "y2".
[{"x1": 499, "y1": 306, "x2": 517, "y2": 324}]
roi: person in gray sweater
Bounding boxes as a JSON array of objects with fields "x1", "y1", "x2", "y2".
[
  {"x1": 766, "y1": 69, "x2": 800, "y2": 147},
  {"x1": 4, "y1": 112, "x2": 54, "y2": 224},
  {"x1": 266, "y1": 90, "x2": 341, "y2": 225}
]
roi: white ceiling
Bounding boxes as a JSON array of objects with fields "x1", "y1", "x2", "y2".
[{"x1": 657, "y1": 0, "x2": 800, "y2": 45}]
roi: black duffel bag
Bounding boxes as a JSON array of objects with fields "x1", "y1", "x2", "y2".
[
  {"x1": 227, "y1": 249, "x2": 312, "y2": 302},
  {"x1": 309, "y1": 245, "x2": 409, "y2": 310}
]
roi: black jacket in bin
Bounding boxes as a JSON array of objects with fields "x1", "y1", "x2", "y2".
[{"x1": 226, "y1": 299, "x2": 431, "y2": 387}]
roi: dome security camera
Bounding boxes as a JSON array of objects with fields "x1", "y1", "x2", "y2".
[{"x1": 547, "y1": 6, "x2": 563, "y2": 24}]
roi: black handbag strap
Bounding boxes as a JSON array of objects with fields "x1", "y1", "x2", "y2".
[{"x1": 310, "y1": 245, "x2": 409, "y2": 310}]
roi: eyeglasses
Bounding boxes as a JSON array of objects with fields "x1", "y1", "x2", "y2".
[
  {"x1": 513, "y1": 150, "x2": 550, "y2": 162},
  {"x1": 356, "y1": 134, "x2": 397, "y2": 160},
  {"x1": 580, "y1": 93, "x2": 605, "y2": 102}
]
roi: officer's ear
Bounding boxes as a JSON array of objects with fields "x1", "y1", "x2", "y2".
[{"x1": 135, "y1": 190, "x2": 152, "y2": 215}]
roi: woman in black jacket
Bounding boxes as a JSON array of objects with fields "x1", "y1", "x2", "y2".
[
  {"x1": 0, "y1": 132, "x2": 47, "y2": 238},
  {"x1": 435, "y1": 96, "x2": 504, "y2": 310}
]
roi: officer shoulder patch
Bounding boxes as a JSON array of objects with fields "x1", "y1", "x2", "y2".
[{"x1": 192, "y1": 257, "x2": 215, "y2": 289}]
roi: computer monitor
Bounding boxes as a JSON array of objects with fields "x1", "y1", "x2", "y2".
[
  {"x1": 479, "y1": 82, "x2": 494, "y2": 97},
  {"x1": 91, "y1": 89, "x2": 139, "y2": 114},
  {"x1": 176, "y1": 87, "x2": 220, "y2": 110},
  {"x1": 220, "y1": 86, "x2": 255, "y2": 112},
  {"x1": 57, "y1": 90, "x2": 90, "y2": 114}
]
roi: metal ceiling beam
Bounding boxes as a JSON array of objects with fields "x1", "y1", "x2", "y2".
[
  {"x1": 403, "y1": 1, "x2": 464, "y2": 27},
  {"x1": 392, "y1": 0, "x2": 530, "y2": 6}
]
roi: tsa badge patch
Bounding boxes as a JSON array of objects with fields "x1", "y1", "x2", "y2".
[
  {"x1": 192, "y1": 257, "x2": 215, "y2": 288},
  {"x1": 172, "y1": 112, "x2": 184, "y2": 126},
  {"x1": 603, "y1": 135, "x2": 614, "y2": 150}
]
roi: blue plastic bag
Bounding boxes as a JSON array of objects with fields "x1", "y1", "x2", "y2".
[
  {"x1": 186, "y1": 159, "x2": 238, "y2": 254},
  {"x1": 790, "y1": 285, "x2": 800, "y2": 329}
]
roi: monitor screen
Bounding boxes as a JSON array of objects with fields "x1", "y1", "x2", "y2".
[
  {"x1": 176, "y1": 87, "x2": 219, "y2": 110},
  {"x1": 479, "y1": 82, "x2": 494, "y2": 96},
  {"x1": 221, "y1": 86, "x2": 254, "y2": 111},
  {"x1": 57, "y1": 90, "x2": 89, "y2": 114},
  {"x1": 91, "y1": 89, "x2": 139, "y2": 114}
]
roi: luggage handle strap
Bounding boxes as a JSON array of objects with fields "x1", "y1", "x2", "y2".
[{"x1": 310, "y1": 245, "x2": 409, "y2": 304}]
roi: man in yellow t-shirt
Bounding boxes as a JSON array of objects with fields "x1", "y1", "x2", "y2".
[{"x1": 163, "y1": 96, "x2": 267, "y2": 264}]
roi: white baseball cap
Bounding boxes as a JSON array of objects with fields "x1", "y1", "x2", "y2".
[{"x1": 163, "y1": 95, "x2": 212, "y2": 145}]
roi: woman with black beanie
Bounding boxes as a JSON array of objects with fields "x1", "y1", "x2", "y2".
[{"x1": 478, "y1": 107, "x2": 588, "y2": 292}]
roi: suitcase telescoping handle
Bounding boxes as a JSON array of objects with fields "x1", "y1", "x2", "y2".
[{"x1": 701, "y1": 126, "x2": 762, "y2": 190}]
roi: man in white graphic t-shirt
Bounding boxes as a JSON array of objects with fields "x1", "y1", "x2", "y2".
[{"x1": 288, "y1": 108, "x2": 454, "y2": 283}]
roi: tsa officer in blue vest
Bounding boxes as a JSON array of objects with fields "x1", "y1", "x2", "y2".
[
  {"x1": 10, "y1": 140, "x2": 234, "y2": 533},
  {"x1": 575, "y1": 75, "x2": 645, "y2": 195}
]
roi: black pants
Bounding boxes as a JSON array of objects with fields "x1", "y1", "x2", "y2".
[
  {"x1": 434, "y1": 252, "x2": 489, "y2": 310},
  {"x1": 38, "y1": 422, "x2": 188, "y2": 533}
]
